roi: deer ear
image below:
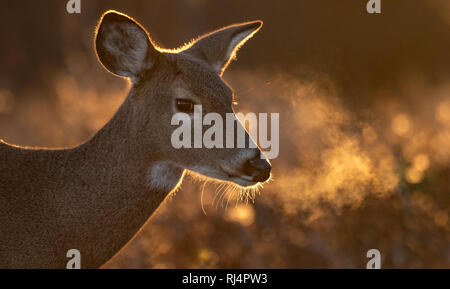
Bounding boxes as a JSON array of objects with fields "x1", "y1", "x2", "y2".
[
  {"x1": 95, "y1": 10, "x2": 159, "y2": 82},
  {"x1": 186, "y1": 21, "x2": 262, "y2": 75}
]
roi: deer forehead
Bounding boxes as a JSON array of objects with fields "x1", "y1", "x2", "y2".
[{"x1": 170, "y1": 54, "x2": 233, "y2": 105}]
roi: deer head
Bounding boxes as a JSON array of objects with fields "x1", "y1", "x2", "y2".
[{"x1": 95, "y1": 11, "x2": 271, "y2": 190}]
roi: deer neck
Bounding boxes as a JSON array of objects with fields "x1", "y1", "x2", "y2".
[
  {"x1": 1, "y1": 81, "x2": 184, "y2": 268},
  {"x1": 59, "y1": 92, "x2": 184, "y2": 268}
]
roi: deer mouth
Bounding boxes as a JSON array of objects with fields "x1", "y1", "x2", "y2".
[{"x1": 219, "y1": 165, "x2": 259, "y2": 187}]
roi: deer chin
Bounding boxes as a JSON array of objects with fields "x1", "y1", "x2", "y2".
[
  {"x1": 218, "y1": 164, "x2": 260, "y2": 188},
  {"x1": 226, "y1": 175, "x2": 259, "y2": 188},
  {"x1": 186, "y1": 165, "x2": 259, "y2": 188}
]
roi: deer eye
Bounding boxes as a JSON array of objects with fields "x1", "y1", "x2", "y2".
[{"x1": 175, "y1": 99, "x2": 195, "y2": 113}]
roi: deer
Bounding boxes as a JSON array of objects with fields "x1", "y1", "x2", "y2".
[{"x1": 0, "y1": 10, "x2": 271, "y2": 268}]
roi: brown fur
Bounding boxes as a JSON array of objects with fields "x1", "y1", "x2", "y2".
[{"x1": 0, "y1": 10, "x2": 266, "y2": 268}]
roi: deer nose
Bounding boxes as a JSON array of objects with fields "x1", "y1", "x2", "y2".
[{"x1": 245, "y1": 157, "x2": 271, "y2": 182}]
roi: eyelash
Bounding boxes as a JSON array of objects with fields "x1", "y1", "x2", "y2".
[
  {"x1": 175, "y1": 96, "x2": 237, "y2": 113},
  {"x1": 175, "y1": 99, "x2": 195, "y2": 113},
  {"x1": 232, "y1": 95, "x2": 238, "y2": 105}
]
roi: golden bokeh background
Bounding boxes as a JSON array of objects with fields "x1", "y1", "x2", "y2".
[{"x1": 0, "y1": 0, "x2": 449, "y2": 268}]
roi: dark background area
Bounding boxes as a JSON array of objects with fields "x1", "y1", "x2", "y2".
[
  {"x1": 2, "y1": 1, "x2": 450, "y2": 105},
  {"x1": 0, "y1": 0, "x2": 449, "y2": 268}
]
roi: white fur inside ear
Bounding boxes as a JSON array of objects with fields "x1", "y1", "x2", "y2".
[
  {"x1": 217, "y1": 29, "x2": 258, "y2": 73},
  {"x1": 103, "y1": 23, "x2": 150, "y2": 82}
]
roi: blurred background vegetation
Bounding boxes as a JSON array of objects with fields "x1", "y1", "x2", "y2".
[{"x1": 0, "y1": 0, "x2": 449, "y2": 268}]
